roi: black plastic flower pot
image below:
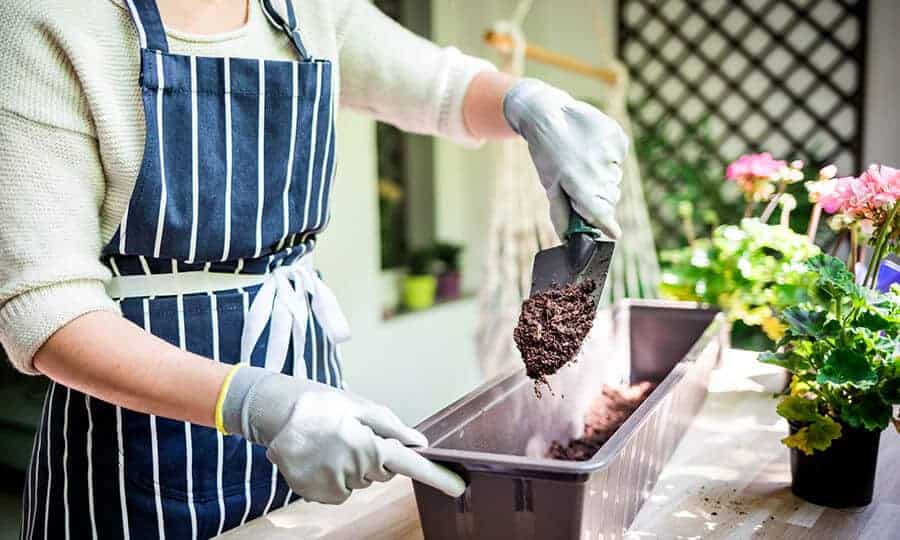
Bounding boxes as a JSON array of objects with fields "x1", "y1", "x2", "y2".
[{"x1": 789, "y1": 421, "x2": 882, "y2": 508}]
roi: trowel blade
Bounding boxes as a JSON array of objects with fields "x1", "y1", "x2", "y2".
[{"x1": 529, "y1": 237, "x2": 615, "y2": 307}]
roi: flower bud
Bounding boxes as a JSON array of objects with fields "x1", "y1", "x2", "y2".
[{"x1": 819, "y1": 164, "x2": 838, "y2": 180}]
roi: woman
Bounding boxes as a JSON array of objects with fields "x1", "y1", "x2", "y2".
[{"x1": 0, "y1": 0, "x2": 627, "y2": 538}]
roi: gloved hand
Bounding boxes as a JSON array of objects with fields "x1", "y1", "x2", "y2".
[
  {"x1": 503, "y1": 78, "x2": 629, "y2": 239},
  {"x1": 221, "y1": 366, "x2": 466, "y2": 504}
]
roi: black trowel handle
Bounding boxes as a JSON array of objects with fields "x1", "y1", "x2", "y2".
[
  {"x1": 565, "y1": 209, "x2": 605, "y2": 273},
  {"x1": 565, "y1": 210, "x2": 603, "y2": 241}
]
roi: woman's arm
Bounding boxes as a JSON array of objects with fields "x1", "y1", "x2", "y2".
[
  {"x1": 462, "y1": 71, "x2": 518, "y2": 140},
  {"x1": 34, "y1": 311, "x2": 227, "y2": 427},
  {"x1": 336, "y1": 1, "x2": 626, "y2": 238},
  {"x1": 336, "y1": 0, "x2": 497, "y2": 147}
]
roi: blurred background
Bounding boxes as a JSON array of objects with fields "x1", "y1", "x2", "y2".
[{"x1": 1, "y1": 0, "x2": 898, "y2": 535}]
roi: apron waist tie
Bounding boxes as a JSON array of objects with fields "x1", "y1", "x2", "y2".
[
  {"x1": 106, "y1": 256, "x2": 351, "y2": 375},
  {"x1": 241, "y1": 256, "x2": 350, "y2": 373}
]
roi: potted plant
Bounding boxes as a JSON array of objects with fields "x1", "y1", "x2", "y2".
[
  {"x1": 433, "y1": 242, "x2": 463, "y2": 301},
  {"x1": 402, "y1": 247, "x2": 437, "y2": 311},
  {"x1": 760, "y1": 254, "x2": 899, "y2": 507},
  {"x1": 760, "y1": 164, "x2": 900, "y2": 508}
]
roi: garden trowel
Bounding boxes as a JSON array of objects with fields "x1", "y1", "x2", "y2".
[{"x1": 528, "y1": 211, "x2": 615, "y2": 308}]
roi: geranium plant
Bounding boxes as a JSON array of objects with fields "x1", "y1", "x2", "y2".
[
  {"x1": 660, "y1": 218, "x2": 819, "y2": 341},
  {"x1": 760, "y1": 254, "x2": 900, "y2": 454},
  {"x1": 661, "y1": 153, "x2": 816, "y2": 343},
  {"x1": 726, "y1": 152, "x2": 804, "y2": 218},
  {"x1": 758, "y1": 163, "x2": 900, "y2": 508},
  {"x1": 807, "y1": 164, "x2": 900, "y2": 283}
]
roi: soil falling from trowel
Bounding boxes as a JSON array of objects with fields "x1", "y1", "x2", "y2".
[
  {"x1": 513, "y1": 279, "x2": 597, "y2": 396},
  {"x1": 548, "y1": 381, "x2": 656, "y2": 461}
]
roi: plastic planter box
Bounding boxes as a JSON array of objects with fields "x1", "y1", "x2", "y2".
[{"x1": 413, "y1": 300, "x2": 727, "y2": 540}]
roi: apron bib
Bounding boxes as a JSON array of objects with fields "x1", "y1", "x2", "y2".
[{"x1": 22, "y1": 1, "x2": 346, "y2": 538}]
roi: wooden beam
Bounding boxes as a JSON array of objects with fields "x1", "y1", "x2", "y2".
[{"x1": 483, "y1": 30, "x2": 618, "y2": 85}]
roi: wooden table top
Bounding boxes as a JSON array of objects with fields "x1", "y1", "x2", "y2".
[{"x1": 221, "y1": 350, "x2": 900, "y2": 540}]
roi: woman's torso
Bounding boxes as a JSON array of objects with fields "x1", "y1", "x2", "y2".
[{"x1": 43, "y1": 0, "x2": 345, "y2": 247}]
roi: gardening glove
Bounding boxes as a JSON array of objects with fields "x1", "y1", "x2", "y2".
[
  {"x1": 503, "y1": 78, "x2": 629, "y2": 239},
  {"x1": 221, "y1": 365, "x2": 466, "y2": 504}
]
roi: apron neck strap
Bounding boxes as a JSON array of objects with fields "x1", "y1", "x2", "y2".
[
  {"x1": 122, "y1": 0, "x2": 170, "y2": 53},
  {"x1": 259, "y1": 0, "x2": 311, "y2": 61},
  {"x1": 123, "y1": 1, "x2": 311, "y2": 61}
]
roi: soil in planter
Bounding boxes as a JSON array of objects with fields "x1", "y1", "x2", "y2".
[
  {"x1": 548, "y1": 381, "x2": 656, "y2": 461},
  {"x1": 514, "y1": 279, "x2": 597, "y2": 396}
]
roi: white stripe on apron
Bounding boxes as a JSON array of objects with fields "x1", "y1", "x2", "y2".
[
  {"x1": 254, "y1": 59, "x2": 266, "y2": 259},
  {"x1": 188, "y1": 56, "x2": 200, "y2": 264},
  {"x1": 116, "y1": 404, "x2": 130, "y2": 540},
  {"x1": 238, "y1": 288, "x2": 253, "y2": 526},
  {"x1": 43, "y1": 382, "x2": 56, "y2": 540},
  {"x1": 302, "y1": 64, "x2": 323, "y2": 230},
  {"x1": 84, "y1": 396, "x2": 98, "y2": 540},
  {"x1": 279, "y1": 62, "x2": 299, "y2": 251},
  {"x1": 142, "y1": 298, "x2": 165, "y2": 540},
  {"x1": 222, "y1": 57, "x2": 233, "y2": 263},
  {"x1": 209, "y1": 292, "x2": 227, "y2": 536},
  {"x1": 315, "y1": 70, "x2": 335, "y2": 230},
  {"x1": 176, "y1": 295, "x2": 198, "y2": 539},
  {"x1": 152, "y1": 51, "x2": 167, "y2": 259},
  {"x1": 62, "y1": 388, "x2": 71, "y2": 540}
]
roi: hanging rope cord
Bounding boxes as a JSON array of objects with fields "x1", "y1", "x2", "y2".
[
  {"x1": 475, "y1": 14, "x2": 556, "y2": 379},
  {"x1": 474, "y1": 7, "x2": 659, "y2": 378},
  {"x1": 600, "y1": 62, "x2": 661, "y2": 303}
]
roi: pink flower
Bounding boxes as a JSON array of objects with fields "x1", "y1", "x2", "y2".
[
  {"x1": 819, "y1": 164, "x2": 838, "y2": 180},
  {"x1": 810, "y1": 164, "x2": 900, "y2": 227},
  {"x1": 726, "y1": 153, "x2": 787, "y2": 183},
  {"x1": 860, "y1": 164, "x2": 900, "y2": 208},
  {"x1": 810, "y1": 177, "x2": 855, "y2": 213}
]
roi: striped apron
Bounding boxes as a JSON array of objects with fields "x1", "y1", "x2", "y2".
[{"x1": 22, "y1": 0, "x2": 348, "y2": 538}]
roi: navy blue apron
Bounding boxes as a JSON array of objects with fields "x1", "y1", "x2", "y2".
[{"x1": 22, "y1": 0, "x2": 344, "y2": 537}]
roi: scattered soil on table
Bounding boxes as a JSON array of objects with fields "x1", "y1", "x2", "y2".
[
  {"x1": 548, "y1": 381, "x2": 656, "y2": 461},
  {"x1": 514, "y1": 279, "x2": 596, "y2": 396},
  {"x1": 696, "y1": 485, "x2": 756, "y2": 517}
]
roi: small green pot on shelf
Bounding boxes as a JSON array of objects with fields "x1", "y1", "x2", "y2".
[
  {"x1": 402, "y1": 246, "x2": 438, "y2": 311},
  {"x1": 402, "y1": 274, "x2": 437, "y2": 311}
]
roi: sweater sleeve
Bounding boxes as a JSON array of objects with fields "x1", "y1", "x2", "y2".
[
  {"x1": 335, "y1": 0, "x2": 496, "y2": 148},
  {"x1": 0, "y1": 110, "x2": 120, "y2": 375},
  {"x1": 0, "y1": 2, "x2": 121, "y2": 374}
]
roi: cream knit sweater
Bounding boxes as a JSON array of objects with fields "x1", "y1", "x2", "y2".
[{"x1": 0, "y1": 0, "x2": 493, "y2": 374}]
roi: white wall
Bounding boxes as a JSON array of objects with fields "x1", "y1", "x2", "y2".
[
  {"x1": 315, "y1": 111, "x2": 484, "y2": 424},
  {"x1": 315, "y1": 1, "x2": 617, "y2": 424},
  {"x1": 862, "y1": 0, "x2": 900, "y2": 165}
]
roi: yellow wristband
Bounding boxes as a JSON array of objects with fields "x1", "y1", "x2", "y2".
[{"x1": 215, "y1": 363, "x2": 243, "y2": 434}]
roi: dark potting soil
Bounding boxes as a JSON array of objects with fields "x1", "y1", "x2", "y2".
[
  {"x1": 548, "y1": 381, "x2": 656, "y2": 461},
  {"x1": 513, "y1": 279, "x2": 596, "y2": 394}
]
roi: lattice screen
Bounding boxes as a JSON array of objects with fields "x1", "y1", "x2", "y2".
[{"x1": 618, "y1": 0, "x2": 868, "y2": 245}]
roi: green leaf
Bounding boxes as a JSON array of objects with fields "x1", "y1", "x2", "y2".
[
  {"x1": 879, "y1": 357, "x2": 900, "y2": 403},
  {"x1": 781, "y1": 307, "x2": 829, "y2": 338},
  {"x1": 782, "y1": 416, "x2": 842, "y2": 455},
  {"x1": 759, "y1": 349, "x2": 812, "y2": 372},
  {"x1": 817, "y1": 349, "x2": 878, "y2": 388},
  {"x1": 855, "y1": 309, "x2": 900, "y2": 335},
  {"x1": 807, "y1": 254, "x2": 854, "y2": 290},
  {"x1": 807, "y1": 254, "x2": 861, "y2": 304},
  {"x1": 776, "y1": 396, "x2": 820, "y2": 423},
  {"x1": 839, "y1": 393, "x2": 892, "y2": 431},
  {"x1": 881, "y1": 378, "x2": 900, "y2": 404}
]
